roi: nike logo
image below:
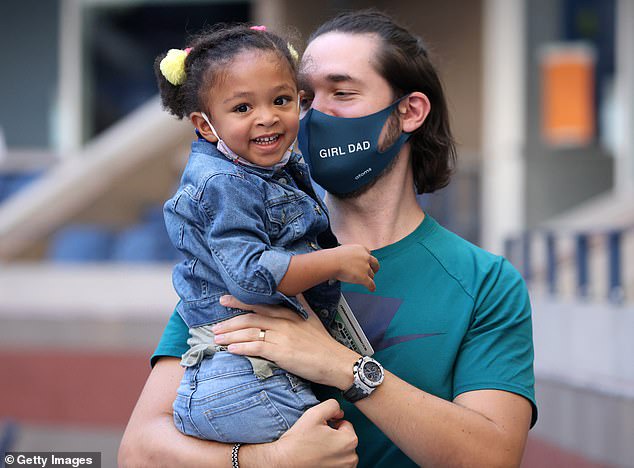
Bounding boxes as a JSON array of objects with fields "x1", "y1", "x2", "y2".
[{"x1": 343, "y1": 291, "x2": 445, "y2": 352}]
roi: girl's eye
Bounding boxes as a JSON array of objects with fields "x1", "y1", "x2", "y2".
[
  {"x1": 274, "y1": 96, "x2": 291, "y2": 106},
  {"x1": 234, "y1": 104, "x2": 250, "y2": 113}
]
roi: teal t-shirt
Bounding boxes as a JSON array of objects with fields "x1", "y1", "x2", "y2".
[{"x1": 152, "y1": 215, "x2": 537, "y2": 466}]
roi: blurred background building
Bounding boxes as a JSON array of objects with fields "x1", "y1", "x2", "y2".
[{"x1": 0, "y1": 0, "x2": 632, "y2": 466}]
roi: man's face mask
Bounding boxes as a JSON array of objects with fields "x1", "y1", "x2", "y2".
[{"x1": 298, "y1": 97, "x2": 411, "y2": 195}]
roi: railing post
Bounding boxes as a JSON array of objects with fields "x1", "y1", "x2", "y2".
[
  {"x1": 522, "y1": 231, "x2": 532, "y2": 285},
  {"x1": 607, "y1": 230, "x2": 623, "y2": 304},
  {"x1": 575, "y1": 233, "x2": 589, "y2": 298},
  {"x1": 546, "y1": 232, "x2": 557, "y2": 295}
]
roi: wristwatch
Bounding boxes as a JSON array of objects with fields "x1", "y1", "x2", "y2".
[{"x1": 342, "y1": 356, "x2": 384, "y2": 402}]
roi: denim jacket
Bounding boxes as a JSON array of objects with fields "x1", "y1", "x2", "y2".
[{"x1": 164, "y1": 139, "x2": 340, "y2": 329}]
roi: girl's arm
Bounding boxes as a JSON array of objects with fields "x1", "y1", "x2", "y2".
[{"x1": 277, "y1": 244, "x2": 380, "y2": 296}]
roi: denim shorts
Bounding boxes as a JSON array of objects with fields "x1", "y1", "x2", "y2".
[{"x1": 173, "y1": 352, "x2": 320, "y2": 443}]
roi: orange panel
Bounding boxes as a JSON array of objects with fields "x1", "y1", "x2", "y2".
[{"x1": 541, "y1": 45, "x2": 595, "y2": 146}]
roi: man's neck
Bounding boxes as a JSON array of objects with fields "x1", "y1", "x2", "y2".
[{"x1": 325, "y1": 151, "x2": 425, "y2": 250}]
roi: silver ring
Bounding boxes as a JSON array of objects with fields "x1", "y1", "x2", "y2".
[{"x1": 259, "y1": 329, "x2": 266, "y2": 341}]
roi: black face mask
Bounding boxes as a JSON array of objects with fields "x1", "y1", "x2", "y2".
[{"x1": 298, "y1": 97, "x2": 411, "y2": 195}]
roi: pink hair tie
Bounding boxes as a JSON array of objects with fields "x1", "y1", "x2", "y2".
[
  {"x1": 250, "y1": 25, "x2": 267, "y2": 31},
  {"x1": 184, "y1": 47, "x2": 192, "y2": 54}
]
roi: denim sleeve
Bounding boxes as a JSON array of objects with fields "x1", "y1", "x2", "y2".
[{"x1": 199, "y1": 173, "x2": 296, "y2": 307}]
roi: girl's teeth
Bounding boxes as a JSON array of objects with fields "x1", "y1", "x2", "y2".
[{"x1": 255, "y1": 135, "x2": 279, "y2": 143}]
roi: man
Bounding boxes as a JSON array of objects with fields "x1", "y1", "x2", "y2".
[{"x1": 119, "y1": 10, "x2": 536, "y2": 467}]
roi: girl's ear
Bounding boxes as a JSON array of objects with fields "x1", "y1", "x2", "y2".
[
  {"x1": 398, "y1": 92, "x2": 431, "y2": 133},
  {"x1": 190, "y1": 112, "x2": 218, "y2": 142}
]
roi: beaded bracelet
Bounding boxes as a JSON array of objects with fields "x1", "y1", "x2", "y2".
[{"x1": 231, "y1": 443, "x2": 242, "y2": 468}]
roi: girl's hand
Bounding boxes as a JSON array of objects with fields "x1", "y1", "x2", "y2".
[
  {"x1": 332, "y1": 244, "x2": 380, "y2": 292},
  {"x1": 213, "y1": 295, "x2": 361, "y2": 390}
]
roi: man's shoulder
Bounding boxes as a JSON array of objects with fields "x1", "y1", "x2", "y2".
[{"x1": 417, "y1": 219, "x2": 521, "y2": 301}]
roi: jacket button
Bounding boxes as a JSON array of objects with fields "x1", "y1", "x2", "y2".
[
  {"x1": 309, "y1": 241, "x2": 318, "y2": 250},
  {"x1": 320, "y1": 309, "x2": 330, "y2": 318},
  {"x1": 328, "y1": 279, "x2": 337, "y2": 286},
  {"x1": 278, "y1": 177, "x2": 288, "y2": 185}
]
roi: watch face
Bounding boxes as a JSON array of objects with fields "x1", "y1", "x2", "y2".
[{"x1": 363, "y1": 361, "x2": 382, "y2": 383}]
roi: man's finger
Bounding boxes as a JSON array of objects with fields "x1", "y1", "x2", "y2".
[
  {"x1": 212, "y1": 312, "x2": 273, "y2": 334},
  {"x1": 220, "y1": 295, "x2": 298, "y2": 319},
  {"x1": 370, "y1": 255, "x2": 380, "y2": 273},
  {"x1": 304, "y1": 399, "x2": 343, "y2": 424},
  {"x1": 334, "y1": 420, "x2": 357, "y2": 439},
  {"x1": 214, "y1": 328, "x2": 266, "y2": 345}
]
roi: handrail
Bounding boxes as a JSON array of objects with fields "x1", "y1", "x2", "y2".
[
  {"x1": 506, "y1": 225, "x2": 634, "y2": 304},
  {"x1": 0, "y1": 97, "x2": 191, "y2": 260}
]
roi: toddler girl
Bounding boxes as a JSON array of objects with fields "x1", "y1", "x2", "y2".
[{"x1": 155, "y1": 24, "x2": 379, "y2": 444}]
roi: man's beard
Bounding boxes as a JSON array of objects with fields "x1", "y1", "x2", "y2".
[{"x1": 329, "y1": 111, "x2": 402, "y2": 200}]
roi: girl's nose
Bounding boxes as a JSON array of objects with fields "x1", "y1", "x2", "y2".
[{"x1": 256, "y1": 107, "x2": 280, "y2": 126}]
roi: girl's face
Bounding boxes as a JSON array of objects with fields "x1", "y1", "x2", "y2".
[{"x1": 204, "y1": 50, "x2": 299, "y2": 167}]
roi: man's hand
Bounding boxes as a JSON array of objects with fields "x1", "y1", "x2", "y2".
[
  {"x1": 248, "y1": 399, "x2": 358, "y2": 468},
  {"x1": 213, "y1": 295, "x2": 360, "y2": 390}
]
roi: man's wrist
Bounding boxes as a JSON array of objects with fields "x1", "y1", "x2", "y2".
[
  {"x1": 238, "y1": 441, "x2": 282, "y2": 468},
  {"x1": 333, "y1": 348, "x2": 362, "y2": 391}
]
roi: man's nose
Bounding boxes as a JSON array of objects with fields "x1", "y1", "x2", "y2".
[{"x1": 311, "y1": 95, "x2": 338, "y2": 117}]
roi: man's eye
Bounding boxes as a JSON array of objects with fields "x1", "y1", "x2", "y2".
[{"x1": 234, "y1": 104, "x2": 250, "y2": 113}]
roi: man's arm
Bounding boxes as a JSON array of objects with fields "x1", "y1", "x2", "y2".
[
  {"x1": 355, "y1": 374, "x2": 532, "y2": 467},
  {"x1": 213, "y1": 297, "x2": 533, "y2": 468},
  {"x1": 118, "y1": 357, "x2": 359, "y2": 468}
]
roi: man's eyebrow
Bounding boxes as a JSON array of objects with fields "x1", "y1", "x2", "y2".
[{"x1": 326, "y1": 73, "x2": 358, "y2": 83}]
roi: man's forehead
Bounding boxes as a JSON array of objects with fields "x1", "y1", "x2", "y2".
[
  {"x1": 298, "y1": 61, "x2": 361, "y2": 85},
  {"x1": 299, "y1": 44, "x2": 374, "y2": 85}
]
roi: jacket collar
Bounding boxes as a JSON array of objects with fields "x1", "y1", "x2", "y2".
[{"x1": 191, "y1": 138, "x2": 302, "y2": 180}]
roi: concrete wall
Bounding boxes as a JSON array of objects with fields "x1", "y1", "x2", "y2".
[{"x1": 531, "y1": 295, "x2": 634, "y2": 467}]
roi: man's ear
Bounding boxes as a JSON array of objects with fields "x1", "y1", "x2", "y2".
[
  {"x1": 190, "y1": 112, "x2": 218, "y2": 143},
  {"x1": 398, "y1": 92, "x2": 430, "y2": 133}
]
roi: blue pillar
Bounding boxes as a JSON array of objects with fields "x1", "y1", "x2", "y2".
[
  {"x1": 575, "y1": 233, "x2": 589, "y2": 298},
  {"x1": 546, "y1": 232, "x2": 557, "y2": 295},
  {"x1": 504, "y1": 238, "x2": 515, "y2": 265},
  {"x1": 607, "y1": 231, "x2": 622, "y2": 304}
]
